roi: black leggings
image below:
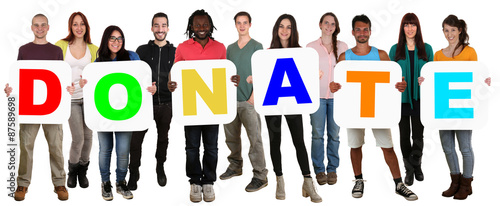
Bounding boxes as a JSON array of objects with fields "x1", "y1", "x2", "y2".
[
  {"x1": 399, "y1": 114, "x2": 424, "y2": 160},
  {"x1": 265, "y1": 115, "x2": 310, "y2": 176}
]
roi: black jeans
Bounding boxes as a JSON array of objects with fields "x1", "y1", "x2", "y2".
[
  {"x1": 185, "y1": 125, "x2": 219, "y2": 185},
  {"x1": 399, "y1": 102, "x2": 424, "y2": 161},
  {"x1": 129, "y1": 103, "x2": 172, "y2": 169},
  {"x1": 265, "y1": 115, "x2": 310, "y2": 176}
]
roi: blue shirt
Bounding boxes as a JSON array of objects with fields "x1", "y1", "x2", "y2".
[
  {"x1": 345, "y1": 47, "x2": 380, "y2": 61},
  {"x1": 95, "y1": 50, "x2": 140, "y2": 62}
]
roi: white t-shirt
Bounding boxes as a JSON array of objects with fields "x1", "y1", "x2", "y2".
[{"x1": 65, "y1": 44, "x2": 91, "y2": 99}]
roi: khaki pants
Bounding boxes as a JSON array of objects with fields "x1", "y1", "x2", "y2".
[
  {"x1": 17, "y1": 124, "x2": 66, "y2": 187},
  {"x1": 224, "y1": 101, "x2": 268, "y2": 180}
]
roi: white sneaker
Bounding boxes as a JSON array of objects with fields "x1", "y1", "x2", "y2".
[
  {"x1": 202, "y1": 184, "x2": 215, "y2": 202},
  {"x1": 190, "y1": 184, "x2": 202, "y2": 202}
]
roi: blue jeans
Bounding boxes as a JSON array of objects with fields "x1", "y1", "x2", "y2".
[
  {"x1": 439, "y1": 130, "x2": 474, "y2": 178},
  {"x1": 185, "y1": 125, "x2": 219, "y2": 185},
  {"x1": 310, "y1": 98, "x2": 340, "y2": 174},
  {"x1": 98, "y1": 131, "x2": 132, "y2": 182}
]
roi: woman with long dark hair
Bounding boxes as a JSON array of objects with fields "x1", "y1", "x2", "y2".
[
  {"x1": 388, "y1": 13, "x2": 433, "y2": 186},
  {"x1": 306, "y1": 12, "x2": 347, "y2": 186},
  {"x1": 266, "y1": 14, "x2": 321, "y2": 203},
  {"x1": 88, "y1": 25, "x2": 155, "y2": 201},
  {"x1": 55, "y1": 11, "x2": 98, "y2": 189},
  {"x1": 419, "y1": 14, "x2": 491, "y2": 200}
]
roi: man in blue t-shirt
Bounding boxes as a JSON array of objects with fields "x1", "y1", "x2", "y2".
[{"x1": 330, "y1": 14, "x2": 417, "y2": 201}]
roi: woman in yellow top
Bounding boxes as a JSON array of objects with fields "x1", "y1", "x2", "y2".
[
  {"x1": 55, "y1": 12, "x2": 98, "y2": 189},
  {"x1": 419, "y1": 14, "x2": 490, "y2": 200}
]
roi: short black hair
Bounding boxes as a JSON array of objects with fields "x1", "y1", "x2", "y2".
[
  {"x1": 152, "y1": 12, "x2": 169, "y2": 27},
  {"x1": 352, "y1": 14, "x2": 371, "y2": 30},
  {"x1": 233, "y1": 11, "x2": 251, "y2": 23},
  {"x1": 184, "y1": 9, "x2": 216, "y2": 39}
]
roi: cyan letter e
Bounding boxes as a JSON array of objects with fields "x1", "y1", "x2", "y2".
[{"x1": 435, "y1": 72, "x2": 473, "y2": 119}]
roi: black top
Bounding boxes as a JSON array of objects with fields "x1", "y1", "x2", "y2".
[
  {"x1": 408, "y1": 50, "x2": 415, "y2": 101},
  {"x1": 136, "y1": 40, "x2": 176, "y2": 105},
  {"x1": 402, "y1": 50, "x2": 419, "y2": 116}
]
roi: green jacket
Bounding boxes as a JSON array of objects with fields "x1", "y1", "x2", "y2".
[
  {"x1": 55, "y1": 40, "x2": 99, "y2": 62},
  {"x1": 389, "y1": 43, "x2": 433, "y2": 109}
]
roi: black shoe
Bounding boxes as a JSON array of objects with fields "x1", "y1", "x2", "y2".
[
  {"x1": 157, "y1": 163, "x2": 167, "y2": 187},
  {"x1": 352, "y1": 179, "x2": 364, "y2": 198},
  {"x1": 128, "y1": 167, "x2": 139, "y2": 191},
  {"x1": 67, "y1": 161, "x2": 78, "y2": 188},
  {"x1": 409, "y1": 152, "x2": 424, "y2": 181},
  {"x1": 403, "y1": 158, "x2": 414, "y2": 186},
  {"x1": 245, "y1": 178, "x2": 268, "y2": 192},
  {"x1": 116, "y1": 180, "x2": 133, "y2": 199},
  {"x1": 396, "y1": 182, "x2": 418, "y2": 201},
  {"x1": 352, "y1": 179, "x2": 365, "y2": 198},
  {"x1": 219, "y1": 168, "x2": 242, "y2": 180},
  {"x1": 414, "y1": 165, "x2": 424, "y2": 181},
  {"x1": 78, "y1": 161, "x2": 89, "y2": 188},
  {"x1": 101, "y1": 181, "x2": 113, "y2": 201}
]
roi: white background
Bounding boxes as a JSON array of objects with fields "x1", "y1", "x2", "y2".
[{"x1": 0, "y1": 0, "x2": 498, "y2": 206}]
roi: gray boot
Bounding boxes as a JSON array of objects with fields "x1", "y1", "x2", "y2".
[
  {"x1": 276, "y1": 175, "x2": 285, "y2": 200},
  {"x1": 302, "y1": 177, "x2": 322, "y2": 203},
  {"x1": 403, "y1": 158, "x2": 414, "y2": 186}
]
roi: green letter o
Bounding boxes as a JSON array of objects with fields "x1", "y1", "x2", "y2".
[{"x1": 94, "y1": 73, "x2": 142, "y2": 121}]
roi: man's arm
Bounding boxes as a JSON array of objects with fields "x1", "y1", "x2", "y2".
[
  {"x1": 378, "y1": 50, "x2": 390, "y2": 61},
  {"x1": 338, "y1": 52, "x2": 345, "y2": 62}
]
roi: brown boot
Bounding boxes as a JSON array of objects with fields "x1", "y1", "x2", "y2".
[
  {"x1": 442, "y1": 173, "x2": 461, "y2": 197},
  {"x1": 327, "y1": 172, "x2": 337, "y2": 185},
  {"x1": 14, "y1": 186, "x2": 28, "y2": 201},
  {"x1": 315, "y1": 172, "x2": 327, "y2": 185},
  {"x1": 454, "y1": 176, "x2": 473, "y2": 200},
  {"x1": 55, "y1": 186, "x2": 69, "y2": 200}
]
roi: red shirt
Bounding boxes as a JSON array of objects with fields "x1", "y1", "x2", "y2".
[{"x1": 174, "y1": 38, "x2": 226, "y2": 62}]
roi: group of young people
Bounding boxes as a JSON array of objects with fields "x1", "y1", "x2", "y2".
[{"x1": 5, "y1": 8, "x2": 490, "y2": 203}]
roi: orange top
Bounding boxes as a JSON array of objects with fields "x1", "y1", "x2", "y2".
[{"x1": 434, "y1": 46, "x2": 477, "y2": 61}]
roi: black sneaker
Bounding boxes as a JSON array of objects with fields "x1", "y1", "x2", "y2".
[
  {"x1": 116, "y1": 180, "x2": 133, "y2": 199},
  {"x1": 396, "y1": 182, "x2": 418, "y2": 201},
  {"x1": 101, "y1": 181, "x2": 113, "y2": 201},
  {"x1": 245, "y1": 178, "x2": 268, "y2": 192},
  {"x1": 352, "y1": 179, "x2": 365, "y2": 198},
  {"x1": 219, "y1": 168, "x2": 242, "y2": 180}
]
